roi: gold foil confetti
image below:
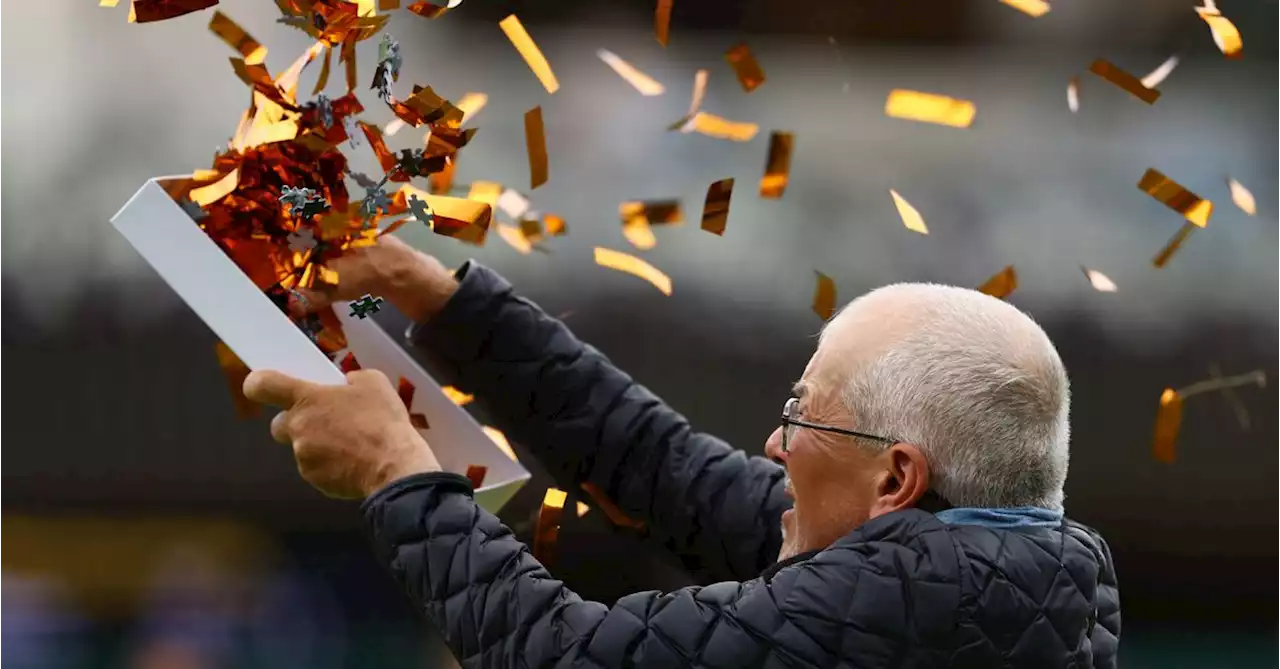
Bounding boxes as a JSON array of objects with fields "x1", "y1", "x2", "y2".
[
  {"x1": 384, "y1": 119, "x2": 406, "y2": 136},
  {"x1": 581, "y1": 481, "x2": 646, "y2": 529},
  {"x1": 100, "y1": 0, "x2": 121, "y2": 7},
  {"x1": 978, "y1": 265, "x2": 1018, "y2": 299},
  {"x1": 465, "y1": 465, "x2": 487, "y2": 489},
  {"x1": 396, "y1": 377, "x2": 430, "y2": 430},
  {"x1": 620, "y1": 201, "x2": 683, "y2": 250},
  {"x1": 496, "y1": 188, "x2": 532, "y2": 220},
  {"x1": 1067, "y1": 76, "x2": 1080, "y2": 113},
  {"x1": 1140, "y1": 55, "x2": 1180, "y2": 89},
  {"x1": 496, "y1": 223, "x2": 534, "y2": 254},
  {"x1": 701, "y1": 178, "x2": 734, "y2": 235},
  {"x1": 812, "y1": 271, "x2": 836, "y2": 321},
  {"x1": 724, "y1": 42, "x2": 766, "y2": 93},
  {"x1": 407, "y1": 1, "x2": 459, "y2": 19},
  {"x1": 1196, "y1": 4, "x2": 1243, "y2": 59},
  {"x1": 655, "y1": 0, "x2": 673, "y2": 47},
  {"x1": 1152, "y1": 222, "x2": 1196, "y2": 269},
  {"x1": 132, "y1": 0, "x2": 218, "y2": 23},
  {"x1": 889, "y1": 189, "x2": 928, "y2": 235},
  {"x1": 340, "y1": 34, "x2": 358, "y2": 93},
  {"x1": 884, "y1": 89, "x2": 976, "y2": 128},
  {"x1": 594, "y1": 247, "x2": 673, "y2": 295},
  {"x1": 687, "y1": 112, "x2": 759, "y2": 142},
  {"x1": 481, "y1": 426, "x2": 519, "y2": 462},
  {"x1": 499, "y1": 14, "x2": 560, "y2": 94},
  {"x1": 1152, "y1": 388, "x2": 1183, "y2": 464},
  {"x1": 524, "y1": 106, "x2": 549, "y2": 189},
  {"x1": 1082, "y1": 267, "x2": 1118, "y2": 292},
  {"x1": 1227, "y1": 178, "x2": 1256, "y2": 215},
  {"x1": 669, "y1": 69, "x2": 709, "y2": 131},
  {"x1": 532, "y1": 488, "x2": 567, "y2": 566},
  {"x1": 519, "y1": 219, "x2": 543, "y2": 245},
  {"x1": 577, "y1": 502, "x2": 591, "y2": 518},
  {"x1": 189, "y1": 169, "x2": 240, "y2": 206},
  {"x1": 441, "y1": 386, "x2": 474, "y2": 406},
  {"x1": 456, "y1": 92, "x2": 488, "y2": 124},
  {"x1": 209, "y1": 11, "x2": 267, "y2": 64},
  {"x1": 466, "y1": 181, "x2": 503, "y2": 209},
  {"x1": 214, "y1": 340, "x2": 260, "y2": 419},
  {"x1": 430, "y1": 158, "x2": 456, "y2": 194},
  {"x1": 399, "y1": 185, "x2": 492, "y2": 245},
  {"x1": 1153, "y1": 370, "x2": 1267, "y2": 463},
  {"x1": 1088, "y1": 59, "x2": 1160, "y2": 104},
  {"x1": 596, "y1": 49, "x2": 665, "y2": 96},
  {"x1": 313, "y1": 45, "x2": 333, "y2": 95},
  {"x1": 759, "y1": 131, "x2": 794, "y2": 199},
  {"x1": 1138, "y1": 168, "x2": 1213, "y2": 227},
  {"x1": 544, "y1": 213, "x2": 567, "y2": 236},
  {"x1": 999, "y1": 0, "x2": 1050, "y2": 17},
  {"x1": 380, "y1": 0, "x2": 401, "y2": 9}
]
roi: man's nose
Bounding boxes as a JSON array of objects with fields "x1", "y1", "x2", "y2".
[{"x1": 764, "y1": 426, "x2": 788, "y2": 466}]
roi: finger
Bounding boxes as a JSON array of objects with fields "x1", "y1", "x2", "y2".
[
  {"x1": 270, "y1": 410, "x2": 292, "y2": 444},
  {"x1": 291, "y1": 287, "x2": 332, "y2": 314},
  {"x1": 243, "y1": 370, "x2": 311, "y2": 409}
]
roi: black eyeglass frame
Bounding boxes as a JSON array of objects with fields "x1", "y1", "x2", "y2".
[{"x1": 780, "y1": 397, "x2": 896, "y2": 454}]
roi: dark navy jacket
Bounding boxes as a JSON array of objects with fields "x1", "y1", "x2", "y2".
[{"x1": 361, "y1": 262, "x2": 1122, "y2": 668}]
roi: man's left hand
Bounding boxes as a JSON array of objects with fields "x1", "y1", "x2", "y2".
[{"x1": 243, "y1": 369, "x2": 442, "y2": 499}]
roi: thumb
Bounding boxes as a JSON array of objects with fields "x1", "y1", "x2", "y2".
[
  {"x1": 290, "y1": 287, "x2": 333, "y2": 315},
  {"x1": 243, "y1": 370, "x2": 313, "y2": 409}
]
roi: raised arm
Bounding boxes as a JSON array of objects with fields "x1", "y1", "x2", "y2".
[
  {"x1": 408, "y1": 261, "x2": 788, "y2": 581},
  {"x1": 362, "y1": 473, "x2": 932, "y2": 669}
]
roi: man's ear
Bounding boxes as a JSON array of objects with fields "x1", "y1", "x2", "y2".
[{"x1": 869, "y1": 444, "x2": 931, "y2": 518}]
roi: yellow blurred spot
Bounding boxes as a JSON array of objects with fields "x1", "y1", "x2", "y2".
[
  {"x1": 594, "y1": 247, "x2": 673, "y2": 296},
  {"x1": 885, "y1": 89, "x2": 975, "y2": 128},
  {"x1": 889, "y1": 189, "x2": 929, "y2": 235}
]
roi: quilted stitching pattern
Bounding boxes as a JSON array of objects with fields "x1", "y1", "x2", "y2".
[{"x1": 373, "y1": 263, "x2": 1121, "y2": 668}]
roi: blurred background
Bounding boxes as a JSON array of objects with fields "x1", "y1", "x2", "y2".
[{"x1": 2, "y1": 0, "x2": 1277, "y2": 667}]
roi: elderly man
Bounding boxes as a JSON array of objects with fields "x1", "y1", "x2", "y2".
[{"x1": 245, "y1": 237, "x2": 1121, "y2": 668}]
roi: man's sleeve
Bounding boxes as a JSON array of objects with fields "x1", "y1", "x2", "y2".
[
  {"x1": 409, "y1": 262, "x2": 787, "y2": 581},
  {"x1": 363, "y1": 474, "x2": 940, "y2": 669}
]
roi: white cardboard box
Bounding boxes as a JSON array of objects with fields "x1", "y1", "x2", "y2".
[{"x1": 110, "y1": 177, "x2": 530, "y2": 513}]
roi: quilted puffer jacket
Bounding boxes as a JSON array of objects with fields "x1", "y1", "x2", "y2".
[{"x1": 361, "y1": 262, "x2": 1122, "y2": 668}]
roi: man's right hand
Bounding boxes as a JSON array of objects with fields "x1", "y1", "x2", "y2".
[{"x1": 295, "y1": 235, "x2": 460, "y2": 323}]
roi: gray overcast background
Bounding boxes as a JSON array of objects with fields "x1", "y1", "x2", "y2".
[{"x1": 2, "y1": 0, "x2": 1277, "y2": 627}]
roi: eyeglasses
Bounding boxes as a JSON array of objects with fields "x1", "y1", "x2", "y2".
[{"x1": 780, "y1": 396, "x2": 896, "y2": 454}]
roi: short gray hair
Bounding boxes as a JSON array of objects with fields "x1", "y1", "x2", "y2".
[{"x1": 824, "y1": 284, "x2": 1070, "y2": 510}]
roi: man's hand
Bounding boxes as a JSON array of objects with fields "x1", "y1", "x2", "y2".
[
  {"x1": 294, "y1": 235, "x2": 459, "y2": 323},
  {"x1": 243, "y1": 368, "x2": 442, "y2": 499}
]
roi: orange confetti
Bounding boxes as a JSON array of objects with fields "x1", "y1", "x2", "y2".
[
  {"x1": 406, "y1": 1, "x2": 457, "y2": 19},
  {"x1": 499, "y1": 14, "x2": 559, "y2": 94},
  {"x1": 398, "y1": 185, "x2": 492, "y2": 245},
  {"x1": 380, "y1": 0, "x2": 402, "y2": 9},
  {"x1": 1140, "y1": 55, "x2": 1180, "y2": 89},
  {"x1": 481, "y1": 426, "x2": 519, "y2": 462},
  {"x1": 686, "y1": 112, "x2": 759, "y2": 142},
  {"x1": 1152, "y1": 388, "x2": 1183, "y2": 464},
  {"x1": 1152, "y1": 222, "x2": 1196, "y2": 269},
  {"x1": 524, "y1": 106, "x2": 549, "y2": 189},
  {"x1": 724, "y1": 42, "x2": 766, "y2": 93},
  {"x1": 189, "y1": 169, "x2": 239, "y2": 206},
  {"x1": 594, "y1": 247, "x2": 673, "y2": 296},
  {"x1": 977, "y1": 265, "x2": 1018, "y2": 300},
  {"x1": 339, "y1": 352, "x2": 362, "y2": 373},
  {"x1": 999, "y1": 0, "x2": 1050, "y2": 18},
  {"x1": 132, "y1": 0, "x2": 218, "y2": 23},
  {"x1": 581, "y1": 481, "x2": 646, "y2": 530},
  {"x1": 812, "y1": 271, "x2": 836, "y2": 321},
  {"x1": 465, "y1": 465, "x2": 488, "y2": 489},
  {"x1": 620, "y1": 201, "x2": 683, "y2": 250},
  {"x1": 576, "y1": 502, "x2": 591, "y2": 518},
  {"x1": 889, "y1": 189, "x2": 928, "y2": 235},
  {"x1": 759, "y1": 131, "x2": 794, "y2": 199},
  {"x1": 669, "y1": 69, "x2": 709, "y2": 131},
  {"x1": 214, "y1": 340, "x2": 260, "y2": 419},
  {"x1": 1082, "y1": 268, "x2": 1118, "y2": 292},
  {"x1": 1227, "y1": 178, "x2": 1256, "y2": 215},
  {"x1": 597, "y1": 49, "x2": 665, "y2": 96},
  {"x1": 1088, "y1": 59, "x2": 1160, "y2": 105},
  {"x1": 429, "y1": 158, "x2": 457, "y2": 194},
  {"x1": 654, "y1": 0, "x2": 673, "y2": 47},
  {"x1": 496, "y1": 223, "x2": 533, "y2": 255},
  {"x1": 532, "y1": 488, "x2": 568, "y2": 566},
  {"x1": 544, "y1": 213, "x2": 567, "y2": 237},
  {"x1": 1196, "y1": 4, "x2": 1243, "y2": 59},
  {"x1": 885, "y1": 89, "x2": 976, "y2": 128},
  {"x1": 441, "y1": 385, "x2": 474, "y2": 406},
  {"x1": 1138, "y1": 168, "x2": 1213, "y2": 228},
  {"x1": 455, "y1": 92, "x2": 488, "y2": 124},
  {"x1": 701, "y1": 179, "x2": 734, "y2": 235},
  {"x1": 209, "y1": 11, "x2": 266, "y2": 64}
]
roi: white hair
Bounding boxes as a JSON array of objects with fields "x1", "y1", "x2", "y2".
[{"x1": 823, "y1": 284, "x2": 1071, "y2": 510}]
